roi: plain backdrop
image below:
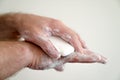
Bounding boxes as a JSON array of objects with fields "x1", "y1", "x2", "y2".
[{"x1": 0, "y1": 0, "x2": 120, "y2": 80}]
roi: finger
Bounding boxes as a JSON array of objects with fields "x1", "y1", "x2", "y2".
[
  {"x1": 50, "y1": 19, "x2": 84, "y2": 53},
  {"x1": 22, "y1": 31, "x2": 61, "y2": 59},
  {"x1": 32, "y1": 36, "x2": 61, "y2": 59},
  {"x1": 76, "y1": 34, "x2": 88, "y2": 49},
  {"x1": 67, "y1": 49, "x2": 107, "y2": 64},
  {"x1": 54, "y1": 65, "x2": 64, "y2": 71}
]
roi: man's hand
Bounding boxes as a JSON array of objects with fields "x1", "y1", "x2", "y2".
[
  {"x1": 0, "y1": 41, "x2": 106, "y2": 80},
  {"x1": 0, "y1": 13, "x2": 106, "y2": 80},
  {"x1": 26, "y1": 42, "x2": 106, "y2": 71},
  {"x1": 0, "y1": 13, "x2": 87, "y2": 58}
]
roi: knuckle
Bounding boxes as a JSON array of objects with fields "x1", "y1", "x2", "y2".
[{"x1": 51, "y1": 19, "x2": 63, "y2": 27}]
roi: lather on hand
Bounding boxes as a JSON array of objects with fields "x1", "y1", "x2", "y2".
[
  {"x1": 0, "y1": 13, "x2": 87, "y2": 59},
  {"x1": 0, "y1": 13, "x2": 106, "y2": 72},
  {"x1": 23, "y1": 41, "x2": 106, "y2": 71}
]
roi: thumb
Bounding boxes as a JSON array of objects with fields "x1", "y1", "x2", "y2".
[{"x1": 54, "y1": 65, "x2": 64, "y2": 71}]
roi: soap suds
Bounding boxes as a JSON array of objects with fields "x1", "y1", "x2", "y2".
[
  {"x1": 38, "y1": 36, "x2": 49, "y2": 41},
  {"x1": 43, "y1": 26, "x2": 52, "y2": 36},
  {"x1": 18, "y1": 37, "x2": 25, "y2": 41},
  {"x1": 65, "y1": 34, "x2": 72, "y2": 40},
  {"x1": 53, "y1": 29, "x2": 60, "y2": 32},
  {"x1": 44, "y1": 26, "x2": 51, "y2": 31},
  {"x1": 61, "y1": 33, "x2": 72, "y2": 42},
  {"x1": 44, "y1": 60, "x2": 64, "y2": 70}
]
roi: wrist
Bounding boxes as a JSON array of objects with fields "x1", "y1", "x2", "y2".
[
  {"x1": 0, "y1": 41, "x2": 33, "y2": 79},
  {"x1": 18, "y1": 42, "x2": 34, "y2": 67}
]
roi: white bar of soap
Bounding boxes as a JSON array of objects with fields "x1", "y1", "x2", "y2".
[{"x1": 48, "y1": 36, "x2": 74, "y2": 56}]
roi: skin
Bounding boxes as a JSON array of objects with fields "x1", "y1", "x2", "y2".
[
  {"x1": 0, "y1": 41, "x2": 32, "y2": 80},
  {"x1": 0, "y1": 13, "x2": 106, "y2": 80},
  {"x1": 0, "y1": 41, "x2": 106, "y2": 80},
  {"x1": 0, "y1": 13, "x2": 87, "y2": 58}
]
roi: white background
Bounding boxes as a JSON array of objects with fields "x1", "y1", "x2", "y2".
[{"x1": 0, "y1": 0, "x2": 120, "y2": 80}]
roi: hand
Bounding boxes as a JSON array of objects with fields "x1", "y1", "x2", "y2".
[
  {"x1": 0, "y1": 13, "x2": 87, "y2": 58},
  {"x1": 26, "y1": 42, "x2": 106, "y2": 71}
]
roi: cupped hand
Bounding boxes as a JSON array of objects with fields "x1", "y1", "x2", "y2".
[{"x1": 26, "y1": 42, "x2": 106, "y2": 71}]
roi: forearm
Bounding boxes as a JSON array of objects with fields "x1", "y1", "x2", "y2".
[
  {"x1": 0, "y1": 41, "x2": 32, "y2": 80},
  {"x1": 0, "y1": 13, "x2": 22, "y2": 41},
  {"x1": 0, "y1": 13, "x2": 22, "y2": 28}
]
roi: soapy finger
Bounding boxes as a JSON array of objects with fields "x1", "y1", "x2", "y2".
[
  {"x1": 54, "y1": 65, "x2": 64, "y2": 71},
  {"x1": 20, "y1": 31, "x2": 61, "y2": 59},
  {"x1": 65, "y1": 49, "x2": 107, "y2": 64},
  {"x1": 50, "y1": 19, "x2": 84, "y2": 53},
  {"x1": 77, "y1": 34, "x2": 88, "y2": 49}
]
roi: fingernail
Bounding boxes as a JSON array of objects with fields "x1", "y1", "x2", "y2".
[
  {"x1": 51, "y1": 53, "x2": 61, "y2": 59},
  {"x1": 56, "y1": 53, "x2": 61, "y2": 59},
  {"x1": 100, "y1": 56, "x2": 107, "y2": 64},
  {"x1": 97, "y1": 55, "x2": 107, "y2": 64}
]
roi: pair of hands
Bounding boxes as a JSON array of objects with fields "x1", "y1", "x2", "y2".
[{"x1": 0, "y1": 13, "x2": 106, "y2": 71}]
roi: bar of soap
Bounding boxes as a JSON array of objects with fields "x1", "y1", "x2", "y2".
[{"x1": 48, "y1": 36, "x2": 74, "y2": 56}]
